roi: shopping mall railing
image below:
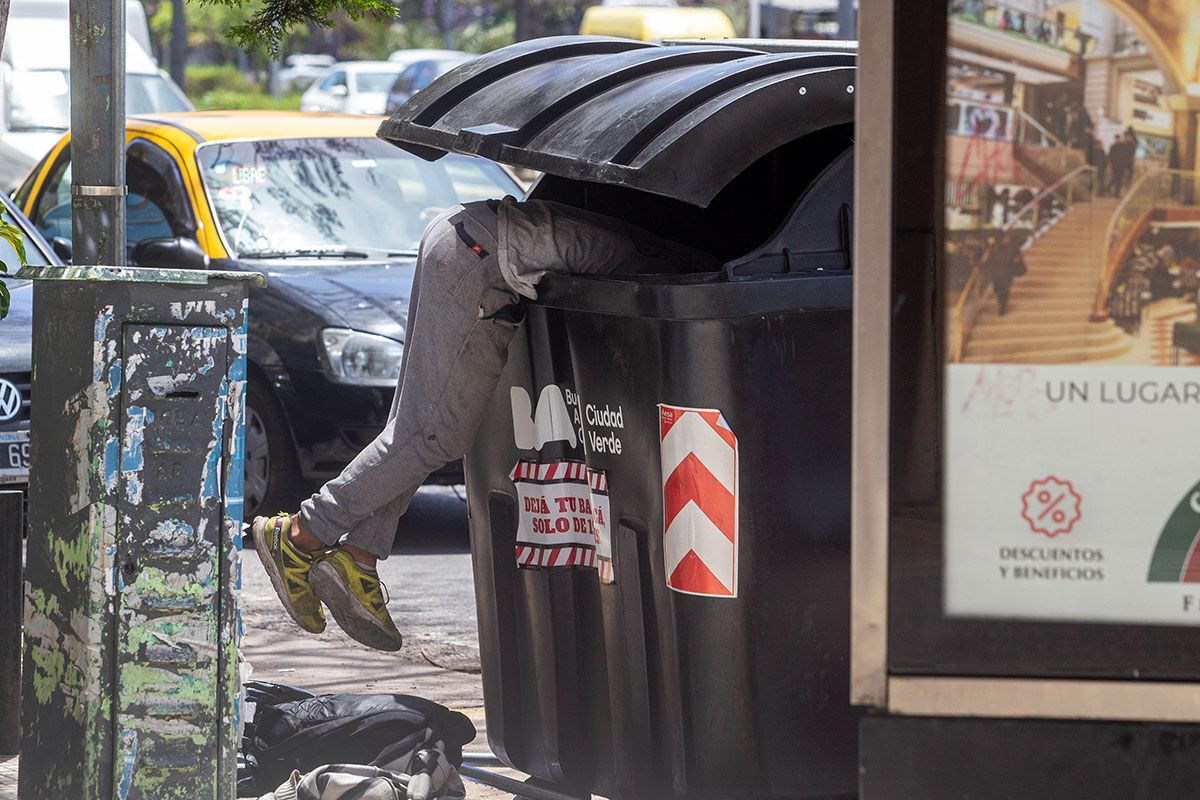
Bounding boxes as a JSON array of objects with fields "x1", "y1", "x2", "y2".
[
  {"x1": 949, "y1": 0, "x2": 1093, "y2": 55},
  {"x1": 949, "y1": 165, "x2": 1098, "y2": 362},
  {"x1": 1014, "y1": 108, "x2": 1065, "y2": 149},
  {"x1": 1091, "y1": 168, "x2": 1200, "y2": 321}
]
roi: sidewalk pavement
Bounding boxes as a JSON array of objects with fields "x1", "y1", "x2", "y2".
[
  {"x1": 1, "y1": 488, "x2": 538, "y2": 799},
  {"x1": 240, "y1": 530, "x2": 528, "y2": 799},
  {"x1": 0, "y1": 756, "x2": 14, "y2": 798}
]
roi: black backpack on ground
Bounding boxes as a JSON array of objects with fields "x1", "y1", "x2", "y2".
[{"x1": 239, "y1": 681, "x2": 477, "y2": 797}]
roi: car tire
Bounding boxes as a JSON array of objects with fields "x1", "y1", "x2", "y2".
[{"x1": 244, "y1": 377, "x2": 309, "y2": 521}]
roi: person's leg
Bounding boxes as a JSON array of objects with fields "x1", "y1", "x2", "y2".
[
  {"x1": 295, "y1": 234, "x2": 430, "y2": 565},
  {"x1": 996, "y1": 281, "x2": 1011, "y2": 315},
  {"x1": 253, "y1": 202, "x2": 516, "y2": 649},
  {"x1": 297, "y1": 203, "x2": 517, "y2": 553}
]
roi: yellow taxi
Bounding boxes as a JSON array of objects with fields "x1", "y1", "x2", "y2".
[{"x1": 15, "y1": 111, "x2": 521, "y2": 516}]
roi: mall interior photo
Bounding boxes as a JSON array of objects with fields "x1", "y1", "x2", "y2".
[{"x1": 944, "y1": 0, "x2": 1200, "y2": 368}]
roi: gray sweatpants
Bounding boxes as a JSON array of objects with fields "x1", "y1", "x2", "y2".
[{"x1": 299, "y1": 197, "x2": 716, "y2": 559}]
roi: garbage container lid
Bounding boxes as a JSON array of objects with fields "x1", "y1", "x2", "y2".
[{"x1": 377, "y1": 36, "x2": 856, "y2": 207}]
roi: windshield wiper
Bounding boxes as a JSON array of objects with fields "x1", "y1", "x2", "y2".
[
  {"x1": 241, "y1": 247, "x2": 371, "y2": 260},
  {"x1": 240, "y1": 246, "x2": 419, "y2": 260}
]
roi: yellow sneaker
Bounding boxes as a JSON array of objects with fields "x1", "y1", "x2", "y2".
[
  {"x1": 251, "y1": 513, "x2": 326, "y2": 634},
  {"x1": 308, "y1": 549, "x2": 404, "y2": 652}
]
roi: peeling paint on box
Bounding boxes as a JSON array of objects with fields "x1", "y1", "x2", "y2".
[{"x1": 21, "y1": 274, "x2": 252, "y2": 800}]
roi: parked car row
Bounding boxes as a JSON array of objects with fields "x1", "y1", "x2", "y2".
[
  {"x1": 300, "y1": 51, "x2": 471, "y2": 116},
  {"x1": 3, "y1": 110, "x2": 521, "y2": 516}
]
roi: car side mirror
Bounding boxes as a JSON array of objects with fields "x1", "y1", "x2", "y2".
[
  {"x1": 50, "y1": 236, "x2": 72, "y2": 263},
  {"x1": 331, "y1": 84, "x2": 349, "y2": 98},
  {"x1": 132, "y1": 236, "x2": 209, "y2": 270}
]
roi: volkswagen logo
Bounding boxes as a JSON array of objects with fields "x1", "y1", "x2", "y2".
[{"x1": 0, "y1": 379, "x2": 21, "y2": 423}]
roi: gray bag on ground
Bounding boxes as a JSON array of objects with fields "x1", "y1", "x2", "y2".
[{"x1": 259, "y1": 755, "x2": 467, "y2": 800}]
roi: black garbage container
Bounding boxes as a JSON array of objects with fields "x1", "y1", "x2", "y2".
[{"x1": 378, "y1": 35, "x2": 859, "y2": 800}]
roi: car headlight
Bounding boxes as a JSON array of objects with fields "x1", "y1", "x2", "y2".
[{"x1": 320, "y1": 328, "x2": 404, "y2": 386}]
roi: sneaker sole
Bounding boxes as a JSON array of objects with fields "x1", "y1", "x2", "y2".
[
  {"x1": 309, "y1": 560, "x2": 404, "y2": 652},
  {"x1": 252, "y1": 519, "x2": 325, "y2": 634}
]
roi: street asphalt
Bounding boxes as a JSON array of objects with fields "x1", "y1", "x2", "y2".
[{"x1": 241, "y1": 485, "x2": 546, "y2": 799}]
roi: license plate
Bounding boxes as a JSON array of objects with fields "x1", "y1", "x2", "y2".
[{"x1": 0, "y1": 430, "x2": 30, "y2": 484}]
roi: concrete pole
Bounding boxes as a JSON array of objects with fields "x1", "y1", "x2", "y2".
[
  {"x1": 747, "y1": 0, "x2": 760, "y2": 38},
  {"x1": 69, "y1": 0, "x2": 126, "y2": 267},
  {"x1": 837, "y1": 0, "x2": 857, "y2": 39}
]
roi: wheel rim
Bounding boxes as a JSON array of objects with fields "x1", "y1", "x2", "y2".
[{"x1": 244, "y1": 404, "x2": 271, "y2": 516}]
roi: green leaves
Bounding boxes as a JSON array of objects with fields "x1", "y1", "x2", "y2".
[
  {"x1": 198, "y1": 0, "x2": 398, "y2": 56},
  {"x1": 0, "y1": 211, "x2": 28, "y2": 321}
]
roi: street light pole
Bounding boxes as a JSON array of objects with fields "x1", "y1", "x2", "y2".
[
  {"x1": 440, "y1": 0, "x2": 453, "y2": 50},
  {"x1": 170, "y1": 0, "x2": 187, "y2": 88},
  {"x1": 69, "y1": 0, "x2": 126, "y2": 267},
  {"x1": 837, "y1": 0, "x2": 857, "y2": 39},
  {"x1": 748, "y1": 0, "x2": 760, "y2": 38}
]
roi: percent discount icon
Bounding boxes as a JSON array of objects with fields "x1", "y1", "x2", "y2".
[{"x1": 1020, "y1": 476, "x2": 1082, "y2": 538}]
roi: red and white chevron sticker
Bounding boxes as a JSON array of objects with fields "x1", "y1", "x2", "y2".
[{"x1": 659, "y1": 404, "x2": 738, "y2": 597}]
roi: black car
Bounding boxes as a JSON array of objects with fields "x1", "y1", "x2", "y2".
[
  {"x1": 0, "y1": 192, "x2": 59, "y2": 491},
  {"x1": 16, "y1": 112, "x2": 521, "y2": 517}
]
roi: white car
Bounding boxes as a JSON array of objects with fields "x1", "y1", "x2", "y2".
[
  {"x1": 0, "y1": 0, "x2": 192, "y2": 189},
  {"x1": 274, "y1": 53, "x2": 336, "y2": 93},
  {"x1": 387, "y1": 48, "x2": 467, "y2": 66},
  {"x1": 299, "y1": 61, "x2": 404, "y2": 116}
]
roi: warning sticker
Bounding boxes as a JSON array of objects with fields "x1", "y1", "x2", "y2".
[
  {"x1": 659, "y1": 404, "x2": 739, "y2": 598},
  {"x1": 510, "y1": 459, "x2": 613, "y2": 582}
]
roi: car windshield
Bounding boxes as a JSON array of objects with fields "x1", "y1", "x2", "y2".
[
  {"x1": 7, "y1": 70, "x2": 190, "y2": 132},
  {"x1": 196, "y1": 137, "x2": 517, "y2": 258},
  {"x1": 355, "y1": 71, "x2": 401, "y2": 93}
]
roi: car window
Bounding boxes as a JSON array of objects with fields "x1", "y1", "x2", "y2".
[
  {"x1": 355, "y1": 71, "x2": 402, "y2": 94},
  {"x1": 30, "y1": 151, "x2": 72, "y2": 242},
  {"x1": 8, "y1": 70, "x2": 189, "y2": 134},
  {"x1": 127, "y1": 74, "x2": 191, "y2": 114},
  {"x1": 31, "y1": 139, "x2": 197, "y2": 260},
  {"x1": 390, "y1": 68, "x2": 415, "y2": 95},
  {"x1": 413, "y1": 62, "x2": 438, "y2": 91},
  {"x1": 319, "y1": 71, "x2": 347, "y2": 91},
  {"x1": 126, "y1": 139, "x2": 197, "y2": 258}
]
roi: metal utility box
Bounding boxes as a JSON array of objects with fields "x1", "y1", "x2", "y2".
[
  {"x1": 381, "y1": 36, "x2": 859, "y2": 800},
  {"x1": 19, "y1": 266, "x2": 259, "y2": 800}
]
